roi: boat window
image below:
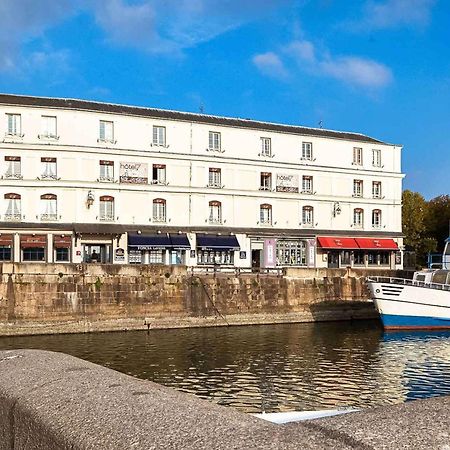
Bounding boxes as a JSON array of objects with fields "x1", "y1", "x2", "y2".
[
  {"x1": 415, "y1": 274, "x2": 426, "y2": 282},
  {"x1": 431, "y1": 270, "x2": 449, "y2": 285}
]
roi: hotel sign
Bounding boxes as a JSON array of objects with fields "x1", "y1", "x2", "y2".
[
  {"x1": 119, "y1": 162, "x2": 148, "y2": 184},
  {"x1": 276, "y1": 174, "x2": 299, "y2": 193}
]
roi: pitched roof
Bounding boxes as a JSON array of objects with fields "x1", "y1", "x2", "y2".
[{"x1": 0, "y1": 93, "x2": 387, "y2": 144}]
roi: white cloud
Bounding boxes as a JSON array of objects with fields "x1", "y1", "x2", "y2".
[
  {"x1": 360, "y1": 0, "x2": 436, "y2": 29},
  {"x1": 253, "y1": 52, "x2": 288, "y2": 79},
  {"x1": 256, "y1": 39, "x2": 393, "y2": 89}
]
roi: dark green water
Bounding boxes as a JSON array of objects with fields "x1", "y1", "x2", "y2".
[{"x1": 1, "y1": 320, "x2": 450, "y2": 413}]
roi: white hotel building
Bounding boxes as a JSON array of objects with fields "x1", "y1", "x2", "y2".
[{"x1": 0, "y1": 94, "x2": 404, "y2": 269}]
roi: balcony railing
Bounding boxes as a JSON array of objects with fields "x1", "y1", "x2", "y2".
[
  {"x1": 98, "y1": 176, "x2": 115, "y2": 182},
  {"x1": 209, "y1": 218, "x2": 222, "y2": 225},
  {"x1": 153, "y1": 216, "x2": 167, "y2": 223},
  {"x1": 41, "y1": 213, "x2": 58, "y2": 221},
  {"x1": 99, "y1": 215, "x2": 115, "y2": 222},
  {"x1": 4, "y1": 173, "x2": 23, "y2": 180},
  {"x1": 4, "y1": 213, "x2": 21, "y2": 221}
]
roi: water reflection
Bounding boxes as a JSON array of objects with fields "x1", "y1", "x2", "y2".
[{"x1": 0, "y1": 321, "x2": 450, "y2": 413}]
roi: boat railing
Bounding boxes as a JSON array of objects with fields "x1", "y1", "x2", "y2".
[{"x1": 367, "y1": 276, "x2": 450, "y2": 292}]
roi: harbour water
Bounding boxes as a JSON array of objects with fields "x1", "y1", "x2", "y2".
[{"x1": 1, "y1": 320, "x2": 450, "y2": 413}]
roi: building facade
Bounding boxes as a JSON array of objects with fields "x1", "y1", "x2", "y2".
[{"x1": 0, "y1": 94, "x2": 404, "y2": 269}]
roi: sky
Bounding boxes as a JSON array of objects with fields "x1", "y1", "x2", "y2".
[{"x1": 0, "y1": 0, "x2": 448, "y2": 199}]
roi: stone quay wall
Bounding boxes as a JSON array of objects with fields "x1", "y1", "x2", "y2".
[{"x1": 0, "y1": 263, "x2": 403, "y2": 335}]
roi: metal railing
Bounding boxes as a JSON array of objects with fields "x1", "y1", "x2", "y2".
[
  {"x1": 189, "y1": 266, "x2": 284, "y2": 276},
  {"x1": 367, "y1": 276, "x2": 450, "y2": 292}
]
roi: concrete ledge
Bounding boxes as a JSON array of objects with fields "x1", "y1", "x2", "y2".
[{"x1": 0, "y1": 350, "x2": 448, "y2": 449}]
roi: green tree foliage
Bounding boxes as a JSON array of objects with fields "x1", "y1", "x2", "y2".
[
  {"x1": 402, "y1": 190, "x2": 427, "y2": 251},
  {"x1": 424, "y1": 195, "x2": 450, "y2": 252}
]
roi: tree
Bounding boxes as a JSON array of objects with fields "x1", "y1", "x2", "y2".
[
  {"x1": 402, "y1": 190, "x2": 427, "y2": 252},
  {"x1": 424, "y1": 195, "x2": 450, "y2": 252}
]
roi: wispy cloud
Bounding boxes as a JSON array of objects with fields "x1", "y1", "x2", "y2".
[
  {"x1": 357, "y1": 0, "x2": 436, "y2": 30},
  {"x1": 254, "y1": 39, "x2": 393, "y2": 89},
  {"x1": 252, "y1": 52, "x2": 288, "y2": 80}
]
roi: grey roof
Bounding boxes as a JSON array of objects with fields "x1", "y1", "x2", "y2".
[{"x1": 0, "y1": 93, "x2": 387, "y2": 144}]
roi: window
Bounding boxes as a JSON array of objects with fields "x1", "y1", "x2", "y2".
[
  {"x1": 22, "y1": 247, "x2": 45, "y2": 262},
  {"x1": 353, "y1": 147, "x2": 363, "y2": 165},
  {"x1": 6, "y1": 114, "x2": 21, "y2": 136},
  {"x1": 149, "y1": 250, "x2": 164, "y2": 264},
  {"x1": 153, "y1": 198, "x2": 166, "y2": 222},
  {"x1": 40, "y1": 194, "x2": 57, "y2": 221},
  {"x1": 4, "y1": 156, "x2": 22, "y2": 179},
  {"x1": 260, "y1": 137, "x2": 272, "y2": 157},
  {"x1": 302, "y1": 206, "x2": 314, "y2": 226},
  {"x1": 153, "y1": 126, "x2": 166, "y2": 146},
  {"x1": 99, "y1": 160, "x2": 114, "y2": 182},
  {"x1": 372, "y1": 149, "x2": 381, "y2": 167},
  {"x1": 152, "y1": 164, "x2": 166, "y2": 184},
  {"x1": 354, "y1": 251, "x2": 365, "y2": 265},
  {"x1": 353, "y1": 208, "x2": 364, "y2": 228},
  {"x1": 41, "y1": 157, "x2": 57, "y2": 179},
  {"x1": 260, "y1": 204, "x2": 272, "y2": 225},
  {"x1": 209, "y1": 200, "x2": 222, "y2": 224},
  {"x1": 353, "y1": 179, "x2": 363, "y2": 197},
  {"x1": 302, "y1": 176, "x2": 313, "y2": 194},
  {"x1": 208, "y1": 168, "x2": 221, "y2": 187},
  {"x1": 55, "y1": 248, "x2": 70, "y2": 262},
  {"x1": 99, "y1": 120, "x2": 114, "y2": 143},
  {"x1": 260, "y1": 172, "x2": 272, "y2": 191},
  {"x1": 40, "y1": 116, "x2": 57, "y2": 138},
  {"x1": 372, "y1": 209, "x2": 382, "y2": 228},
  {"x1": 301, "y1": 142, "x2": 313, "y2": 160},
  {"x1": 276, "y1": 240, "x2": 307, "y2": 266},
  {"x1": 4, "y1": 193, "x2": 21, "y2": 221},
  {"x1": 0, "y1": 246, "x2": 11, "y2": 261},
  {"x1": 208, "y1": 131, "x2": 221, "y2": 151},
  {"x1": 99, "y1": 195, "x2": 114, "y2": 221},
  {"x1": 372, "y1": 181, "x2": 382, "y2": 199}
]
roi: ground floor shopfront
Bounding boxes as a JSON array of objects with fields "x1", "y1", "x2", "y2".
[{"x1": 0, "y1": 223, "x2": 403, "y2": 269}]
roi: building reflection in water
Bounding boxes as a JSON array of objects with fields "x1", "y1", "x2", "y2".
[{"x1": 0, "y1": 322, "x2": 449, "y2": 413}]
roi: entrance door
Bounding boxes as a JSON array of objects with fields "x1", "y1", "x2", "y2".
[
  {"x1": 252, "y1": 249, "x2": 262, "y2": 270},
  {"x1": 328, "y1": 251, "x2": 339, "y2": 268},
  {"x1": 83, "y1": 244, "x2": 112, "y2": 263}
]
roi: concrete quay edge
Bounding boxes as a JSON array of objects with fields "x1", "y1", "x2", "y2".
[{"x1": 0, "y1": 349, "x2": 449, "y2": 449}]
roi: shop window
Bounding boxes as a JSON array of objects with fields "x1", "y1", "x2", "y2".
[
  {"x1": 354, "y1": 251, "x2": 365, "y2": 265},
  {"x1": 55, "y1": 247, "x2": 70, "y2": 262},
  {"x1": 260, "y1": 204, "x2": 272, "y2": 225},
  {"x1": 4, "y1": 193, "x2": 21, "y2": 221},
  {"x1": 260, "y1": 172, "x2": 272, "y2": 191},
  {"x1": 276, "y1": 240, "x2": 307, "y2": 266},
  {"x1": 197, "y1": 250, "x2": 234, "y2": 265},
  {"x1": 99, "y1": 160, "x2": 114, "y2": 182},
  {"x1": 209, "y1": 200, "x2": 222, "y2": 224},
  {"x1": 260, "y1": 137, "x2": 272, "y2": 157},
  {"x1": 302, "y1": 206, "x2": 314, "y2": 226},
  {"x1": 40, "y1": 194, "x2": 57, "y2": 221},
  {"x1": 153, "y1": 198, "x2": 166, "y2": 222},
  {"x1": 99, "y1": 195, "x2": 115, "y2": 221},
  {"x1": 4, "y1": 156, "x2": 22, "y2": 179},
  {"x1": 153, "y1": 126, "x2": 166, "y2": 146},
  {"x1": 149, "y1": 250, "x2": 164, "y2": 264},
  {"x1": 380, "y1": 252, "x2": 390, "y2": 265},
  {"x1": 128, "y1": 250, "x2": 142, "y2": 264},
  {"x1": 41, "y1": 157, "x2": 57, "y2": 179},
  {"x1": 152, "y1": 165, "x2": 166, "y2": 184},
  {"x1": 208, "y1": 168, "x2": 222, "y2": 187},
  {"x1": 22, "y1": 247, "x2": 45, "y2": 262},
  {"x1": 0, "y1": 246, "x2": 11, "y2": 261},
  {"x1": 341, "y1": 251, "x2": 351, "y2": 266},
  {"x1": 368, "y1": 252, "x2": 378, "y2": 265}
]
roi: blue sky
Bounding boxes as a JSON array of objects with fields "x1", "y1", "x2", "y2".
[{"x1": 0, "y1": 0, "x2": 447, "y2": 199}]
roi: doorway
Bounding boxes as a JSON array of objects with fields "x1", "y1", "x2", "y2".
[
  {"x1": 252, "y1": 249, "x2": 262, "y2": 270},
  {"x1": 83, "y1": 244, "x2": 112, "y2": 263},
  {"x1": 328, "y1": 251, "x2": 339, "y2": 268}
]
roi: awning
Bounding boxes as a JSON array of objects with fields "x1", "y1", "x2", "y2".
[
  {"x1": 355, "y1": 238, "x2": 398, "y2": 250},
  {"x1": 20, "y1": 234, "x2": 47, "y2": 248},
  {"x1": 169, "y1": 234, "x2": 191, "y2": 249},
  {"x1": 196, "y1": 235, "x2": 240, "y2": 251},
  {"x1": 128, "y1": 234, "x2": 171, "y2": 250},
  {"x1": 0, "y1": 234, "x2": 13, "y2": 246},
  {"x1": 53, "y1": 235, "x2": 72, "y2": 248},
  {"x1": 317, "y1": 237, "x2": 359, "y2": 250}
]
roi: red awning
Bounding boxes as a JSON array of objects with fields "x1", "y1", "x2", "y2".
[
  {"x1": 317, "y1": 237, "x2": 359, "y2": 249},
  {"x1": 354, "y1": 238, "x2": 398, "y2": 250}
]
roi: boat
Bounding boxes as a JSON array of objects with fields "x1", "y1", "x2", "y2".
[{"x1": 367, "y1": 238, "x2": 450, "y2": 330}]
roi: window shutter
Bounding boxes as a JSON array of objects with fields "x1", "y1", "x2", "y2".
[{"x1": 153, "y1": 126, "x2": 158, "y2": 144}]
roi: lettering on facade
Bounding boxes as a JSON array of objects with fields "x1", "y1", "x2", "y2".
[
  {"x1": 119, "y1": 162, "x2": 148, "y2": 184},
  {"x1": 275, "y1": 174, "x2": 299, "y2": 193}
]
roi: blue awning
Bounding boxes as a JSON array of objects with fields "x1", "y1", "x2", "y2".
[
  {"x1": 196, "y1": 235, "x2": 240, "y2": 251},
  {"x1": 128, "y1": 234, "x2": 191, "y2": 250}
]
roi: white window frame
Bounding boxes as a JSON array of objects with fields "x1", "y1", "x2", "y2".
[
  {"x1": 302, "y1": 206, "x2": 314, "y2": 226},
  {"x1": 6, "y1": 114, "x2": 22, "y2": 137},
  {"x1": 208, "y1": 168, "x2": 222, "y2": 188},
  {"x1": 301, "y1": 142, "x2": 313, "y2": 161},
  {"x1": 302, "y1": 176, "x2": 313, "y2": 194},
  {"x1": 208, "y1": 131, "x2": 221, "y2": 152},
  {"x1": 260, "y1": 172, "x2": 272, "y2": 191},
  {"x1": 372, "y1": 181, "x2": 382, "y2": 199},
  {"x1": 353, "y1": 147, "x2": 363, "y2": 166},
  {"x1": 353, "y1": 209, "x2": 364, "y2": 228},
  {"x1": 5, "y1": 196, "x2": 21, "y2": 221},
  {"x1": 372, "y1": 149, "x2": 382, "y2": 167},
  {"x1": 353, "y1": 179, "x2": 363, "y2": 197},
  {"x1": 99, "y1": 120, "x2": 115, "y2": 143},
  {"x1": 153, "y1": 126, "x2": 166, "y2": 147},
  {"x1": 260, "y1": 137, "x2": 272, "y2": 157},
  {"x1": 259, "y1": 204, "x2": 272, "y2": 225},
  {"x1": 40, "y1": 115, "x2": 58, "y2": 139},
  {"x1": 152, "y1": 165, "x2": 166, "y2": 185},
  {"x1": 209, "y1": 202, "x2": 222, "y2": 224},
  {"x1": 372, "y1": 209, "x2": 382, "y2": 228},
  {"x1": 99, "y1": 197, "x2": 115, "y2": 221},
  {"x1": 5, "y1": 158, "x2": 22, "y2": 179},
  {"x1": 41, "y1": 159, "x2": 58, "y2": 180},
  {"x1": 99, "y1": 161, "x2": 114, "y2": 182},
  {"x1": 41, "y1": 196, "x2": 58, "y2": 221},
  {"x1": 152, "y1": 199, "x2": 167, "y2": 223}
]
